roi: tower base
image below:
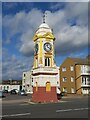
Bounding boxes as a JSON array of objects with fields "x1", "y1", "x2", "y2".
[{"x1": 31, "y1": 87, "x2": 58, "y2": 103}]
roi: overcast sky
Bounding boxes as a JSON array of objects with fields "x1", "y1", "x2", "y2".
[{"x1": 1, "y1": 1, "x2": 89, "y2": 80}]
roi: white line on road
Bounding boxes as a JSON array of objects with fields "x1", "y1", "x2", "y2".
[
  {"x1": 56, "y1": 108, "x2": 90, "y2": 113},
  {"x1": 19, "y1": 104, "x2": 29, "y2": 106},
  {"x1": 1, "y1": 113, "x2": 31, "y2": 117}
]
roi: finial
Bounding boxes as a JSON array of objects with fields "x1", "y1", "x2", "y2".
[{"x1": 43, "y1": 12, "x2": 47, "y2": 23}]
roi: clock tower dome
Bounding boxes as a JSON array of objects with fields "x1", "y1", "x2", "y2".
[
  {"x1": 31, "y1": 14, "x2": 58, "y2": 103},
  {"x1": 33, "y1": 23, "x2": 56, "y2": 69}
]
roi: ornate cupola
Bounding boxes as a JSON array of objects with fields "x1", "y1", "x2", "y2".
[{"x1": 33, "y1": 13, "x2": 56, "y2": 69}]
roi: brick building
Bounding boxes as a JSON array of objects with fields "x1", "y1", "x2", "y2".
[{"x1": 60, "y1": 56, "x2": 90, "y2": 95}]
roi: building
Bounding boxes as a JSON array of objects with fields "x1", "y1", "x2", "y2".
[
  {"x1": 22, "y1": 68, "x2": 60, "y2": 95},
  {"x1": 60, "y1": 56, "x2": 90, "y2": 95},
  {"x1": 22, "y1": 14, "x2": 60, "y2": 103},
  {"x1": 0, "y1": 80, "x2": 22, "y2": 92},
  {"x1": 31, "y1": 19, "x2": 59, "y2": 103},
  {"x1": 22, "y1": 70, "x2": 33, "y2": 94}
]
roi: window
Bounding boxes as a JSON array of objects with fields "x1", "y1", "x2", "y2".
[
  {"x1": 71, "y1": 88, "x2": 75, "y2": 93},
  {"x1": 32, "y1": 78, "x2": 33, "y2": 82},
  {"x1": 87, "y1": 77, "x2": 90, "y2": 85},
  {"x1": 82, "y1": 77, "x2": 85, "y2": 83},
  {"x1": 45, "y1": 58, "x2": 50, "y2": 66},
  {"x1": 45, "y1": 58, "x2": 47, "y2": 66},
  {"x1": 63, "y1": 77, "x2": 67, "y2": 82},
  {"x1": 81, "y1": 65, "x2": 90, "y2": 73},
  {"x1": 23, "y1": 79, "x2": 25, "y2": 83},
  {"x1": 24, "y1": 74, "x2": 26, "y2": 77},
  {"x1": 70, "y1": 66, "x2": 74, "y2": 71},
  {"x1": 63, "y1": 87, "x2": 67, "y2": 92},
  {"x1": 62, "y1": 67, "x2": 66, "y2": 72},
  {"x1": 27, "y1": 84, "x2": 29, "y2": 87},
  {"x1": 82, "y1": 77, "x2": 86, "y2": 85},
  {"x1": 57, "y1": 81, "x2": 59, "y2": 84},
  {"x1": 71, "y1": 77, "x2": 74, "y2": 82}
]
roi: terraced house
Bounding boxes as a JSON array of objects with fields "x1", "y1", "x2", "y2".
[{"x1": 60, "y1": 56, "x2": 90, "y2": 95}]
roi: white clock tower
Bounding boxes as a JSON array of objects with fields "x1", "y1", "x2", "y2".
[{"x1": 31, "y1": 14, "x2": 58, "y2": 103}]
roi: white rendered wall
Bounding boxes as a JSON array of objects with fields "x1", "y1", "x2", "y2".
[
  {"x1": 22, "y1": 71, "x2": 33, "y2": 93},
  {"x1": 0, "y1": 84, "x2": 20, "y2": 92}
]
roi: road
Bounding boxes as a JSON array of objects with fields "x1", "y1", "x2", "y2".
[{"x1": 1, "y1": 94, "x2": 89, "y2": 118}]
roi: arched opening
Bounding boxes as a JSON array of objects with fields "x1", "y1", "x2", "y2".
[
  {"x1": 46, "y1": 82, "x2": 51, "y2": 92},
  {"x1": 45, "y1": 58, "x2": 50, "y2": 66},
  {"x1": 36, "y1": 82, "x2": 38, "y2": 92}
]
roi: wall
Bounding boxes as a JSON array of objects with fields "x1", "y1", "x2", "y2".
[
  {"x1": 22, "y1": 71, "x2": 33, "y2": 93},
  {"x1": 75, "y1": 65, "x2": 82, "y2": 94},
  {"x1": 0, "y1": 84, "x2": 20, "y2": 92},
  {"x1": 60, "y1": 58, "x2": 76, "y2": 94}
]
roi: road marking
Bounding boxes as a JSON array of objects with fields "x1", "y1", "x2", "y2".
[
  {"x1": 56, "y1": 108, "x2": 90, "y2": 113},
  {"x1": 19, "y1": 104, "x2": 29, "y2": 106},
  {"x1": 2, "y1": 113, "x2": 31, "y2": 117}
]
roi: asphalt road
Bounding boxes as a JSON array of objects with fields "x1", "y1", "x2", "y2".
[{"x1": 1, "y1": 94, "x2": 89, "y2": 118}]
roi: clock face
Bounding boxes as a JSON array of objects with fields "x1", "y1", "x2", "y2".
[
  {"x1": 44, "y1": 42, "x2": 52, "y2": 52},
  {"x1": 35, "y1": 44, "x2": 38, "y2": 54}
]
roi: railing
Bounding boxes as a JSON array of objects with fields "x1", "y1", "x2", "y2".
[
  {"x1": 81, "y1": 70, "x2": 90, "y2": 75},
  {"x1": 81, "y1": 83, "x2": 90, "y2": 87}
]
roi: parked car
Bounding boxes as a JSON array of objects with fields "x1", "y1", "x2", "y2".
[
  {"x1": 18, "y1": 90, "x2": 27, "y2": 96},
  {"x1": 3, "y1": 90, "x2": 8, "y2": 93},
  {"x1": 0, "y1": 91, "x2": 5, "y2": 98},
  {"x1": 10, "y1": 89, "x2": 18, "y2": 94},
  {"x1": 57, "y1": 91, "x2": 67, "y2": 100},
  {"x1": 60, "y1": 92, "x2": 67, "y2": 96}
]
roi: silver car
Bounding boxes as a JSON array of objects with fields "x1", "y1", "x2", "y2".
[{"x1": 18, "y1": 90, "x2": 27, "y2": 96}]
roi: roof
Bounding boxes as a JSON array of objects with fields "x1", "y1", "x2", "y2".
[
  {"x1": 67, "y1": 56, "x2": 90, "y2": 65},
  {"x1": 39, "y1": 23, "x2": 50, "y2": 29},
  {"x1": 36, "y1": 23, "x2": 52, "y2": 34},
  {"x1": 1, "y1": 80, "x2": 22, "y2": 85}
]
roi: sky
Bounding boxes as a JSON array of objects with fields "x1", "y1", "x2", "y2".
[{"x1": 1, "y1": 1, "x2": 89, "y2": 80}]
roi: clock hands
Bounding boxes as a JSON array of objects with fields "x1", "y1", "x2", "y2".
[
  {"x1": 44, "y1": 42, "x2": 52, "y2": 52},
  {"x1": 47, "y1": 44, "x2": 50, "y2": 49}
]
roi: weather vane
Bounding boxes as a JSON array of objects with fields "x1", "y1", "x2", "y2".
[{"x1": 43, "y1": 12, "x2": 47, "y2": 23}]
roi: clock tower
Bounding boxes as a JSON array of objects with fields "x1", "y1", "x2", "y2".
[{"x1": 31, "y1": 14, "x2": 58, "y2": 103}]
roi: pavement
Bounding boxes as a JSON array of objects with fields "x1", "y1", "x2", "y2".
[
  {"x1": 2, "y1": 99, "x2": 31, "y2": 104},
  {"x1": 1, "y1": 94, "x2": 89, "y2": 104},
  {"x1": 62, "y1": 94, "x2": 89, "y2": 99}
]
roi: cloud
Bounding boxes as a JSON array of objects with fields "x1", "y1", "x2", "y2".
[
  {"x1": 69, "y1": 52, "x2": 87, "y2": 58},
  {"x1": 2, "y1": 48, "x2": 33, "y2": 80},
  {"x1": 3, "y1": 3, "x2": 88, "y2": 56},
  {"x1": 3, "y1": 9, "x2": 42, "y2": 56},
  {"x1": 2, "y1": 2, "x2": 88, "y2": 80}
]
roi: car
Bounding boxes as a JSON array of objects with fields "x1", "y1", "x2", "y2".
[
  {"x1": 0, "y1": 91, "x2": 5, "y2": 98},
  {"x1": 3, "y1": 90, "x2": 8, "y2": 93},
  {"x1": 10, "y1": 89, "x2": 18, "y2": 94},
  {"x1": 57, "y1": 91, "x2": 67, "y2": 99},
  {"x1": 18, "y1": 90, "x2": 27, "y2": 96},
  {"x1": 60, "y1": 92, "x2": 67, "y2": 96}
]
